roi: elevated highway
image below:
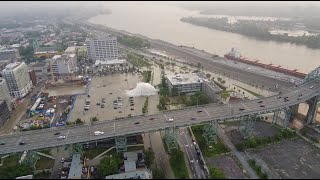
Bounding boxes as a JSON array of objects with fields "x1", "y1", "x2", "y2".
[{"x1": 0, "y1": 80, "x2": 319, "y2": 155}]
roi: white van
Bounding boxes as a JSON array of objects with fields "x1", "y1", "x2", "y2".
[
  {"x1": 84, "y1": 105, "x2": 90, "y2": 110},
  {"x1": 94, "y1": 131, "x2": 104, "y2": 136}
]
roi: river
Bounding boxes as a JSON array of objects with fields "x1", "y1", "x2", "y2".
[{"x1": 88, "y1": 3, "x2": 320, "y2": 73}]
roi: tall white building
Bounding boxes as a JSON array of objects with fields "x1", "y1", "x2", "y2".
[
  {"x1": 2, "y1": 62, "x2": 32, "y2": 98},
  {"x1": 85, "y1": 36, "x2": 118, "y2": 61},
  {"x1": 0, "y1": 78, "x2": 12, "y2": 111},
  {"x1": 51, "y1": 54, "x2": 77, "y2": 76}
]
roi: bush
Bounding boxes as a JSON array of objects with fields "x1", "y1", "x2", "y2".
[{"x1": 209, "y1": 166, "x2": 225, "y2": 179}]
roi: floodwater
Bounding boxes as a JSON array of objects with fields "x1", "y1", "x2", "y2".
[{"x1": 89, "y1": 3, "x2": 320, "y2": 73}]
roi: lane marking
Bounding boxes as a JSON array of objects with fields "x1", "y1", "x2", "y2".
[
  {"x1": 241, "y1": 103, "x2": 251, "y2": 110},
  {"x1": 203, "y1": 108, "x2": 210, "y2": 117}
]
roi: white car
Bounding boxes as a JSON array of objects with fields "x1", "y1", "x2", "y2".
[
  {"x1": 59, "y1": 136, "x2": 66, "y2": 140},
  {"x1": 310, "y1": 85, "x2": 314, "y2": 89},
  {"x1": 94, "y1": 131, "x2": 104, "y2": 136},
  {"x1": 167, "y1": 118, "x2": 174, "y2": 122}
]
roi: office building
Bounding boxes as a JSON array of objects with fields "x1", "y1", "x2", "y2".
[
  {"x1": 0, "y1": 49, "x2": 19, "y2": 61},
  {"x1": 85, "y1": 36, "x2": 118, "y2": 61},
  {"x1": 165, "y1": 73, "x2": 203, "y2": 94},
  {"x1": 0, "y1": 78, "x2": 12, "y2": 111},
  {"x1": 50, "y1": 54, "x2": 77, "y2": 77},
  {"x1": 30, "y1": 62, "x2": 48, "y2": 83},
  {"x1": 2, "y1": 62, "x2": 33, "y2": 98}
]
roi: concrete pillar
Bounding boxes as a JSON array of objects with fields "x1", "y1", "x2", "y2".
[{"x1": 306, "y1": 96, "x2": 320, "y2": 124}]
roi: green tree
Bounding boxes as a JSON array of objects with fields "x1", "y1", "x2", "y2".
[
  {"x1": 75, "y1": 118, "x2": 83, "y2": 124},
  {"x1": 206, "y1": 73, "x2": 211, "y2": 79},
  {"x1": 144, "y1": 147, "x2": 155, "y2": 167},
  {"x1": 0, "y1": 165, "x2": 33, "y2": 179},
  {"x1": 97, "y1": 155, "x2": 121, "y2": 178},
  {"x1": 91, "y1": 117, "x2": 99, "y2": 122},
  {"x1": 197, "y1": 62, "x2": 202, "y2": 69},
  {"x1": 209, "y1": 166, "x2": 225, "y2": 179}
]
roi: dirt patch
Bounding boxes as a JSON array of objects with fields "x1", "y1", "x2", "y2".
[{"x1": 207, "y1": 154, "x2": 246, "y2": 179}]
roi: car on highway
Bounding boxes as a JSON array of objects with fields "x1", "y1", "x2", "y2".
[
  {"x1": 59, "y1": 136, "x2": 66, "y2": 140},
  {"x1": 101, "y1": 104, "x2": 105, "y2": 108},
  {"x1": 167, "y1": 118, "x2": 174, "y2": 122},
  {"x1": 258, "y1": 101, "x2": 263, "y2": 103},
  {"x1": 149, "y1": 117, "x2": 155, "y2": 120},
  {"x1": 298, "y1": 97, "x2": 302, "y2": 100},
  {"x1": 130, "y1": 103, "x2": 135, "y2": 106},
  {"x1": 94, "y1": 131, "x2": 104, "y2": 136},
  {"x1": 54, "y1": 132, "x2": 61, "y2": 135},
  {"x1": 277, "y1": 96, "x2": 282, "y2": 99},
  {"x1": 310, "y1": 85, "x2": 314, "y2": 89},
  {"x1": 239, "y1": 108, "x2": 245, "y2": 111},
  {"x1": 113, "y1": 106, "x2": 118, "y2": 109},
  {"x1": 0, "y1": 142, "x2": 5, "y2": 145},
  {"x1": 191, "y1": 117, "x2": 197, "y2": 120},
  {"x1": 134, "y1": 122, "x2": 140, "y2": 125},
  {"x1": 130, "y1": 108, "x2": 134, "y2": 110},
  {"x1": 260, "y1": 105, "x2": 265, "y2": 107},
  {"x1": 119, "y1": 111, "x2": 122, "y2": 113},
  {"x1": 19, "y1": 142, "x2": 26, "y2": 145},
  {"x1": 96, "y1": 102, "x2": 101, "y2": 106},
  {"x1": 197, "y1": 110, "x2": 203, "y2": 113},
  {"x1": 129, "y1": 97, "x2": 133, "y2": 99}
]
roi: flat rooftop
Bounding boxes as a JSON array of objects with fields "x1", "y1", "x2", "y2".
[
  {"x1": 95, "y1": 59, "x2": 127, "y2": 66},
  {"x1": 68, "y1": 154, "x2": 82, "y2": 179},
  {"x1": 166, "y1": 73, "x2": 203, "y2": 85},
  {"x1": 105, "y1": 170, "x2": 152, "y2": 179}
]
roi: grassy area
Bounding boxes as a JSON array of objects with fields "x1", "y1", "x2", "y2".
[
  {"x1": 234, "y1": 85, "x2": 263, "y2": 97},
  {"x1": 127, "y1": 53, "x2": 150, "y2": 68},
  {"x1": 141, "y1": 70, "x2": 152, "y2": 83},
  {"x1": 220, "y1": 90, "x2": 231, "y2": 100},
  {"x1": 191, "y1": 125, "x2": 230, "y2": 157},
  {"x1": 2, "y1": 154, "x2": 19, "y2": 167},
  {"x1": 235, "y1": 128, "x2": 296, "y2": 151},
  {"x1": 38, "y1": 149, "x2": 51, "y2": 155},
  {"x1": 84, "y1": 147, "x2": 110, "y2": 159},
  {"x1": 169, "y1": 149, "x2": 190, "y2": 179},
  {"x1": 35, "y1": 157, "x2": 55, "y2": 170},
  {"x1": 248, "y1": 159, "x2": 268, "y2": 179}
]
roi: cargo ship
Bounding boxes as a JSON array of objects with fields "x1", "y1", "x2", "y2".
[{"x1": 224, "y1": 48, "x2": 306, "y2": 79}]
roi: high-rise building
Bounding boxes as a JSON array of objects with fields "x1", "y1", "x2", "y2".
[
  {"x1": 0, "y1": 78, "x2": 12, "y2": 111},
  {"x1": 2, "y1": 62, "x2": 33, "y2": 98},
  {"x1": 85, "y1": 36, "x2": 118, "y2": 61},
  {"x1": 0, "y1": 100, "x2": 11, "y2": 128},
  {"x1": 50, "y1": 54, "x2": 77, "y2": 77}
]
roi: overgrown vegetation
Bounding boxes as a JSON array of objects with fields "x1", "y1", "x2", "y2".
[
  {"x1": 220, "y1": 90, "x2": 231, "y2": 101},
  {"x1": 84, "y1": 147, "x2": 109, "y2": 159},
  {"x1": 235, "y1": 128, "x2": 296, "y2": 151},
  {"x1": 144, "y1": 147, "x2": 155, "y2": 168},
  {"x1": 118, "y1": 35, "x2": 150, "y2": 49},
  {"x1": 209, "y1": 166, "x2": 225, "y2": 179},
  {"x1": 97, "y1": 155, "x2": 121, "y2": 178},
  {"x1": 234, "y1": 85, "x2": 263, "y2": 97},
  {"x1": 248, "y1": 159, "x2": 268, "y2": 179},
  {"x1": 169, "y1": 149, "x2": 190, "y2": 179},
  {"x1": 127, "y1": 53, "x2": 151, "y2": 68},
  {"x1": 191, "y1": 125, "x2": 230, "y2": 157},
  {"x1": 35, "y1": 157, "x2": 55, "y2": 170},
  {"x1": 141, "y1": 70, "x2": 152, "y2": 83},
  {"x1": 0, "y1": 155, "x2": 33, "y2": 179},
  {"x1": 142, "y1": 97, "x2": 149, "y2": 114},
  {"x1": 181, "y1": 17, "x2": 320, "y2": 49}
]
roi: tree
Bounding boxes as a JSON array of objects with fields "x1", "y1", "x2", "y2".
[
  {"x1": 209, "y1": 167, "x2": 225, "y2": 179},
  {"x1": 0, "y1": 164, "x2": 33, "y2": 179},
  {"x1": 197, "y1": 62, "x2": 202, "y2": 69},
  {"x1": 206, "y1": 73, "x2": 211, "y2": 79},
  {"x1": 144, "y1": 147, "x2": 155, "y2": 167},
  {"x1": 75, "y1": 118, "x2": 83, "y2": 124},
  {"x1": 97, "y1": 155, "x2": 121, "y2": 178},
  {"x1": 91, "y1": 117, "x2": 99, "y2": 122}
]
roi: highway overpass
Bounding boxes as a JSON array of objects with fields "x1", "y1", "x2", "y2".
[{"x1": 0, "y1": 79, "x2": 319, "y2": 155}]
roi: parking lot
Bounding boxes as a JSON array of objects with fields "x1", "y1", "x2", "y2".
[
  {"x1": 255, "y1": 138, "x2": 320, "y2": 179},
  {"x1": 68, "y1": 73, "x2": 153, "y2": 123}
]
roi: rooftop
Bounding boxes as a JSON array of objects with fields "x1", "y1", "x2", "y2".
[
  {"x1": 65, "y1": 46, "x2": 77, "y2": 53},
  {"x1": 31, "y1": 62, "x2": 46, "y2": 68},
  {"x1": 105, "y1": 170, "x2": 152, "y2": 179},
  {"x1": 166, "y1": 73, "x2": 203, "y2": 86},
  {"x1": 68, "y1": 154, "x2": 83, "y2": 179},
  {"x1": 4, "y1": 62, "x2": 21, "y2": 70},
  {"x1": 95, "y1": 59, "x2": 127, "y2": 66}
]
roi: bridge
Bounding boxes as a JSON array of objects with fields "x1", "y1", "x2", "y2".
[{"x1": 0, "y1": 66, "x2": 319, "y2": 155}]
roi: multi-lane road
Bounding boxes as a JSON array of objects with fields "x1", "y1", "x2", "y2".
[{"x1": 0, "y1": 80, "x2": 319, "y2": 155}]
